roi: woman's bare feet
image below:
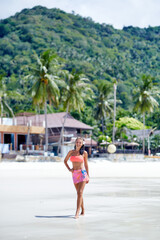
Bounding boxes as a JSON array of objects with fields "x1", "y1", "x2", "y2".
[
  {"x1": 74, "y1": 214, "x2": 79, "y2": 219},
  {"x1": 80, "y1": 209, "x2": 85, "y2": 216}
]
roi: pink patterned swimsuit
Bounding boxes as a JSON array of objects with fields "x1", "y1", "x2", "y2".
[{"x1": 70, "y1": 155, "x2": 89, "y2": 184}]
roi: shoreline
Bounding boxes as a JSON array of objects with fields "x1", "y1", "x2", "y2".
[
  {"x1": 1, "y1": 152, "x2": 160, "y2": 163},
  {"x1": 1, "y1": 160, "x2": 160, "y2": 178}
]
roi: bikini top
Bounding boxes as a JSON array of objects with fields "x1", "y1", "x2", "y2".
[{"x1": 70, "y1": 155, "x2": 84, "y2": 163}]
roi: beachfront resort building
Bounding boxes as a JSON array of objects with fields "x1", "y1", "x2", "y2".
[
  {"x1": 0, "y1": 112, "x2": 97, "y2": 157},
  {"x1": 0, "y1": 115, "x2": 45, "y2": 156}
]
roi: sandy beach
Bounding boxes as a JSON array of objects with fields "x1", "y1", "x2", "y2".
[{"x1": 1, "y1": 159, "x2": 160, "y2": 240}]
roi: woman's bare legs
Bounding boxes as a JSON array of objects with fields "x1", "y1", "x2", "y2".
[
  {"x1": 74, "y1": 183, "x2": 85, "y2": 215},
  {"x1": 80, "y1": 198, "x2": 85, "y2": 215},
  {"x1": 74, "y1": 181, "x2": 86, "y2": 218}
]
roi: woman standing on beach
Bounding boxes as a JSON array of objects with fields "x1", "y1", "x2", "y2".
[{"x1": 64, "y1": 137, "x2": 89, "y2": 219}]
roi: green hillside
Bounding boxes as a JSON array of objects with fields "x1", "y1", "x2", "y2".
[{"x1": 0, "y1": 5, "x2": 160, "y2": 130}]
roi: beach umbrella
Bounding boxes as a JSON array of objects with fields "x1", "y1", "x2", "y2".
[
  {"x1": 127, "y1": 142, "x2": 139, "y2": 146},
  {"x1": 100, "y1": 141, "x2": 110, "y2": 145}
]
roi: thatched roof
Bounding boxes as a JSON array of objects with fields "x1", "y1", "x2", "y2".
[
  {"x1": 16, "y1": 112, "x2": 93, "y2": 130},
  {"x1": 129, "y1": 129, "x2": 160, "y2": 139}
]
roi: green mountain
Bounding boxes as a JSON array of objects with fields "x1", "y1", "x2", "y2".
[{"x1": 0, "y1": 5, "x2": 160, "y2": 116}]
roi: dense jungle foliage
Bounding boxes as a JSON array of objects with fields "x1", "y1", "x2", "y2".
[{"x1": 0, "y1": 6, "x2": 160, "y2": 136}]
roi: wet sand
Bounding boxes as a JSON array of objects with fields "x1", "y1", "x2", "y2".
[{"x1": 0, "y1": 161, "x2": 160, "y2": 240}]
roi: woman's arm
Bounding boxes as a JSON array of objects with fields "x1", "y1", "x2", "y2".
[
  {"x1": 84, "y1": 151, "x2": 89, "y2": 177},
  {"x1": 64, "y1": 150, "x2": 72, "y2": 172}
]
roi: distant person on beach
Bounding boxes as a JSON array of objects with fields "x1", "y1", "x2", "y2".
[{"x1": 64, "y1": 137, "x2": 89, "y2": 219}]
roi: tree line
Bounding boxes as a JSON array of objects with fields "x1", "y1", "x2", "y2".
[
  {"x1": 1, "y1": 49, "x2": 159, "y2": 154},
  {"x1": 0, "y1": 6, "x2": 160, "y2": 152}
]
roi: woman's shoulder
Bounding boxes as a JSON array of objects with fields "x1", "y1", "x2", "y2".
[
  {"x1": 83, "y1": 150, "x2": 88, "y2": 156},
  {"x1": 68, "y1": 149, "x2": 74, "y2": 156}
]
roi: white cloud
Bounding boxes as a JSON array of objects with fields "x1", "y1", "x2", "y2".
[{"x1": 0, "y1": 0, "x2": 160, "y2": 29}]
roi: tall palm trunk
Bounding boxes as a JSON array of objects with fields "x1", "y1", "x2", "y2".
[
  {"x1": 112, "y1": 83, "x2": 117, "y2": 143},
  {"x1": 0, "y1": 98, "x2": 15, "y2": 125},
  {"x1": 57, "y1": 105, "x2": 69, "y2": 156},
  {"x1": 44, "y1": 101, "x2": 48, "y2": 152},
  {"x1": 0, "y1": 98, "x2": 3, "y2": 125},
  {"x1": 26, "y1": 122, "x2": 30, "y2": 155},
  {"x1": 143, "y1": 112, "x2": 145, "y2": 154},
  {"x1": 4, "y1": 101, "x2": 15, "y2": 125},
  {"x1": 101, "y1": 117, "x2": 104, "y2": 134}
]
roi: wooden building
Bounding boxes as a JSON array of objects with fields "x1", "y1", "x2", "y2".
[
  {"x1": 0, "y1": 123, "x2": 45, "y2": 151},
  {"x1": 15, "y1": 112, "x2": 97, "y2": 155},
  {"x1": 0, "y1": 112, "x2": 97, "y2": 156}
]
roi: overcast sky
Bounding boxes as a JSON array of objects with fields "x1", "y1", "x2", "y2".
[{"x1": 0, "y1": 0, "x2": 160, "y2": 29}]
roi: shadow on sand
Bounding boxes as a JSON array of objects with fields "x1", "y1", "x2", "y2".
[{"x1": 35, "y1": 215, "x2": 74, "y2": 219}]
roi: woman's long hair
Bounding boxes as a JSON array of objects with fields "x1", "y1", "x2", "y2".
[{"x1": 74, "y1": 137, "x2": 85, "y2": 155}]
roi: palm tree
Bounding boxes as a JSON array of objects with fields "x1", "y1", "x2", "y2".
[
  {"x1": 58, "y1": 70, "x2": 93, "y2": 155},
  {"x1": 115, "y1": 124, "x2": 130, "y2": 140},
  {"x1": 0, "y1": 75, "x2": 21, "y2": 125},
  {"x1": 133, "y1": 75, "x2": 159, "y2": 154},
  {"x1": 94, "y1": 80, "x2": 113, "y2": 134},
  {"x1": 29, "y1": 50, "x2": 61, "y2": 152},
  {"x1": 112, "y1": 80, "x2": 117, "y2": 143},
  {"x1": 111, "y1": 77, "x2": 123, "y2": 143}
]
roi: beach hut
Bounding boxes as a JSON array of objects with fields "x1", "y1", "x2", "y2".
[{"x1": 15, "y1": 112, "x2": 96, "y2": 156}]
